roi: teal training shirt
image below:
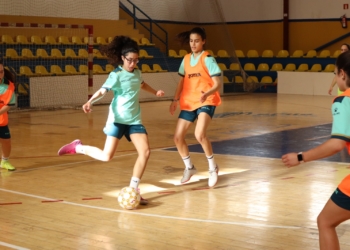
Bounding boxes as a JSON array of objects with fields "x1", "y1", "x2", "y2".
[
  {"x1": 178, "y1": 51, "x2": 221, "y2": 77},
  {"x1": 0, "y1": 78, "x2": 16, "y2": 105},
  {"x1": 102, "y1": 66, "x2": 143, "y2": 125},
  {"x1": 331, "y1": 96, "x2": 350, "y2": 142}
]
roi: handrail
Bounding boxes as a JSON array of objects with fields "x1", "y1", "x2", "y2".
[
  {"x1": 315, "y1": 31, "x2": 350, "y2": 52},
  {"x1": 119, "y1": 0, "x2": 168, "y2": 54}
]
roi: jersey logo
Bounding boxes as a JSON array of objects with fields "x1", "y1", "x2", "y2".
[{"x1": 188, "y1": 73, "x2": 201, "y2": 78}]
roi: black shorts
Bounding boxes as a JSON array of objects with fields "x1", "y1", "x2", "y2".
[
  {"x1": 330, "y1": 188, "x2": 350, "y2": 211},
  {"x1": 0, "y1": 125, "x2": 11, "y2": 139},
  {"x1": 178, "y1": 105, "x2": 216, "y2": 123}
]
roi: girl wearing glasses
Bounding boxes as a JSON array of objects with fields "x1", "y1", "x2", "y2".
[
  {"x1": 58, "y1": 36, "x2": 164, "y2": 205},
  {"x1": 169, "y1": 27, "x2": 222, "y2": 187}
]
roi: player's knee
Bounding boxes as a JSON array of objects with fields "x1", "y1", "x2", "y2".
[
  {"x1": 101, "y1": 154, "x2": 114, "y2": 162},
  {"x1": 194, "y1": 132, "x2": 206, "y2": 143},
  {"x1": 173, "y1": 134, "x2": 182, "y2": 144}
]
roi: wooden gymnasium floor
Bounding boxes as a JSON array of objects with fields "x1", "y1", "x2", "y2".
[{"x1": 1, "y1": 93, "x2": 350, "y2": 250}]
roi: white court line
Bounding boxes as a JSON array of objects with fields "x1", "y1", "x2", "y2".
[
  {"x1": 0, "y1": 188, "x2": 300, "y2": 229},
  {"x1": 0, "y1": 241, "x2": 29, "y2": 250}
]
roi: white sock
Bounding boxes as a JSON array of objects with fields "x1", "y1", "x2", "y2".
[
  {"x1": 2, "y1": 157, "x2": 8, "y2": 162},
  {"x1": 206, "y1": 155, "x2": 216, "y2": 171},
  {"x1": 75, "y1": 144, "x2": 85, "y2": 154},
  {"x1": 129, "y1": 177, "x2": 140, "y2": 189},
  {"x1": 182, "y1": 155, "x2": 193, "y2": 169}
]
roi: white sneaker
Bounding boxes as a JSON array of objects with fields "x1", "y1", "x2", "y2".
[
  {"x1": 181, "y1": 166, "x2": 197, "y2": 183},
  {"x1": 208, "y1": 166, "x2": 219, "y2": 187}
]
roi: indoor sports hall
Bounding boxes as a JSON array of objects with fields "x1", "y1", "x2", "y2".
[{"x1": 1, "y1": 0, "x2": 350, "y2": 249}]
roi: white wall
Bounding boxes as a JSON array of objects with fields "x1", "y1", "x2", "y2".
[{"x1": 0, "y1": 0, "x2": 119, "y2": 20}]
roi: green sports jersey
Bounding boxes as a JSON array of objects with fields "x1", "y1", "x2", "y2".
[
  {"x1": 178, "y1": 51, "x2": 221, "y2": 77},
  {"x1": 331, "y1": 94, "x2": 350, "y2": 142},
  {"x1": 0, "y1": 78, "x2": 16, "y2": 105},
  {"x1": 102, "y1": 66, "x2": 143, "y2": 125}
]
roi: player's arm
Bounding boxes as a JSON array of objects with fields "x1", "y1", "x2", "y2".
[
  {"x1": 82, "y1": 88, "x2": 108, "y2": 113},
  {"x1": 141, "y1": 81, "x2": 164, "y2": 97},
  {"x1": 282, "y1": 138, "x2": 346, "y2": 167},
  {"x1": 328, "y1": 75, "x2": 337, "y2": 95},
  {"x1": 0, "y1": 105, "x2": 11, "y2": 115},
  {"x1": 169, "y1": 77, "x2": 184, "y2": 115}
]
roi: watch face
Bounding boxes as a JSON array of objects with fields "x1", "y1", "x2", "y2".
[{"x1": 297, "y1": 153, "x2": 303, "y2": 162}]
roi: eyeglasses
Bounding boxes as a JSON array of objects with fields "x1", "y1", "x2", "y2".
[{"x1": 124, "y1": 57, "x2": 139, "y2": 64}]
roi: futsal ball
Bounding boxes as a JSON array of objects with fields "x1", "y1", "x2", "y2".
[{"x1": 117, "y1": 187, "x2": 141, "y2": 210}]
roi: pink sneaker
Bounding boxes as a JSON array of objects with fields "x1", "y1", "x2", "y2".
[
  {"x1": 137, "y1": 188, "x2": 148, "y2": 205},
  {"x1": 57, "y1": 139, "x2": 82, "y2": 156}
]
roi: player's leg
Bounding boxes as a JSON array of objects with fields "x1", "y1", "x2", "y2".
[
  {"x1": 0, "y1": 125, "x2": 15, "y2": 171},
  {"x1": 128, "y1": 125, "x2": 150, "y2": 205},
  {"x1": 195, "y1": 106, "x2": 218, "y2": 187},
  {"x1": 58, "y1": 123, "x2": 122, "y2": 161},
  {"x1": 174, "y1": 112, "x2": 197, "y2": 183},
  {"x1": 317, "y1": 189, "x2": 350, "y2": 250}
]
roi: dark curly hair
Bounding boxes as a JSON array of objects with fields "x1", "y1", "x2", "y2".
[
  {"x1": 175, "y1": 27, "x2": 206, "y2": 46},
  {"x1": 0, "y1": 60, "x2": 15, "y2": 84},
  {"x1": 100, "y1": 36, "x2": 139, "y2": 65}
]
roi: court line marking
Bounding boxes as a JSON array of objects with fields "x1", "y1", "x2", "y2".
[
  {"x1": 0, "y1": 188, "x2": 300, "y2": 229},
  {"x1": 0, "y1": 241, "x2": 29, "y2": 250}
]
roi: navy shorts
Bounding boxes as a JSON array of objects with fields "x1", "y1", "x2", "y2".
[
  {"x1": 103, "y1": 123, "x2": 147, "y2": 142},
  {"x1": 330, "y1": 188, "x2": 350, "y2": 211},
  {"x1": 0, "y1": 125, "x2": 11, "y2": 139},
  {"x1": 179, "y1": 105, "x2": 216, "y2": 123}
]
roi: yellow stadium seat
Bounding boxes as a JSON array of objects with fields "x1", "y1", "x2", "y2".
[
  {"x1": 179, "y1": 49, "x2": 188, "y2": 57},
  {"x1": 18, "y1": 83, "x2": 29, "y2": 95},
  {"x1": 108, "y1": 37, "x2": 114, "y2": 43},
  {"x1": 78, "y1": 49, "x2": 88, "y2": 58},
  {"x1": 332, "y1": 50, "x2": 341, "y2": 58},
  {"x1": 303, "y1": 50, "x2": 317, "y2": 58},
  {"x1": 217, "y1": 50, "x2": 229, "y2": 58},
  {"x1": 318, "y1": 50, "x2": 330, "y2": 58},
  {"x1": 153, "y1": 64, "x2": 167, "y2": 72},
  {"x1": 16, "y1": 35, "x2": 30, "y2": 44},
  {"x1": 284, "y1": 63, "x2": 296, "y2": 71},
  {"x1": 260, "y1": 76, "x2": 273, "y2": 84},
  {"x1": 4, "y1": 49, "x2": 21, "y2": 59},
  {"x1": 247, "y1": 50, "x2": 259, "y2": 58},
  {"x1": 21, "y1": 49, "x2": 37, "y2": 59},
  {"x1": 243, "y1": 63, "x2": 256, "y2": 71},
  {"x1": 131, "y1": 37, "x2": 142, "y2": 45},
  {"x1": 290, "y1": 50, "x2": 304, "y2": 58},
  {"x1": 223, "y1": 76, "x2": 231, "y2": 84},
  {"x1": 229, "y1": 63, "x2": 240, "y2": 71},
  {"x1": 235, "y1": 50, "x2": 245, "y2": 58},
  {"x1": 247, "y1": 76, "x2": 258, "y2": 83},
  {"x1": 93, "y1": 64, "x2": 106, "y2": 74},
  {"x1": 51, "y1": 65, "x2": 68, "y2": 76},
  {"x1": 96, "y1": 37, "x2": 107, "y2": 45},
  {"x1": 168, "y1": 49, "x2": 182, "y2": 58},
  {"x1": 36, "y1": 49, "x2": 51, "y2": 59},
  {"x1": 72, "y1": 36, "x2": 84, "y2": 45},
  {"x1": 261, "y1": 50, "x2": 274, "y2": 58},
  {"x1": 65, "y1": 49, "x2": 79, "y2": 59},
  {"x1": 139, "y1": 49, "x2": 154, "y2": 59},
  {"x1": 276, "y1": 50, "x2": 289, "y2": 58},
  {"x1": 93, "y1": 49, "x2": 106, "y2": 59},
  {"x1": 206, "y1": 50, "x2": 217, "y2": 57},
  {"x1": 35, "y1": 65, "x2": 52, "y2": 76},
  {"x1": 218, "y1": 63, "x2": 228, "y2": 71},
  {"x1": 58, "y1": 36, "x2": 71, "y2": 45},
  {"x1": 79, "y1": 65, "x2": 88, "y2": 74},
  {"x1": 140, "y1": 37, "x2": 155, "y2": 46},
  {"x1": 234, "y1": 76, "x2": 244, "y2": 83},
  {"x1": 51, "y1": 49, "x2": 66, "y2": 59},
  {"x1": 31, "y1": 35, "x2": 44, "y2": 45},
  {"x1": 270, "y1": 63, "x2": 283, "y2": 71},
  {"x1": 1, "y1": 35, "x2": 15, "y2": 44},
  {"x1": 309, "y1": 64, "x2": 322, "y2": 72},
  {"x1": 19, "y1": 66, "x2": 37, "y2": 77},
  {"x1": 296, "y1": 63, "x2": 309, "y2": 71},
  {"x1": 257, "y1": 63, "x2": 269, "y2": 71},
  {"x1": 83, "y1": 36, "x2": 96, "y2": 44},
  {"x1": 65, "y1": 65, "x2": 81, "y2": 75},
  {"x1": 106, "y1": 64, "x2": 115, "y2": 73},
  {"x1": 323, "y1": 64, "x2": 335, "y2": 72},
  {"x1": 45, "y1": 36, "x2": 58, "y2": 45},
  {"x1": 141, "y1": 64, "x2": 155, "y2": 73}
]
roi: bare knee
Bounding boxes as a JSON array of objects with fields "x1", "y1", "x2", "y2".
[
  {"x1": 173, "y1": 134, "x2": 183, "y2": 145},
  {"x1": 195, "y1": 132, "x2": 207, "y2": 144}
]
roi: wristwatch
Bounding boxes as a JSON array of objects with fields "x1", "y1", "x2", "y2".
[{"x1": 297, "y1": 152, "x2": 304, "y2": 163}]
